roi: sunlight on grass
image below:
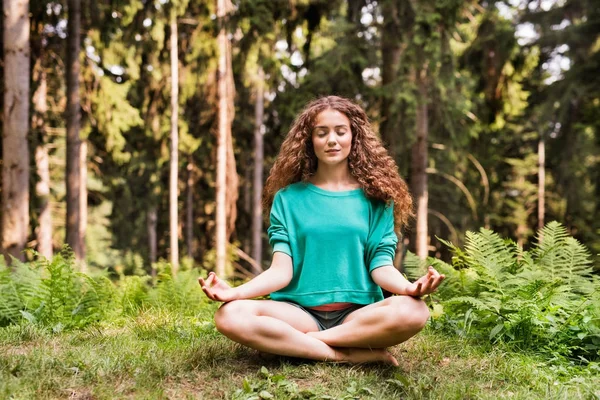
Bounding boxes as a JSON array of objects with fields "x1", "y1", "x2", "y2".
[{"x1": 2, "y1": 314, "x2": 599, "y2": 399}]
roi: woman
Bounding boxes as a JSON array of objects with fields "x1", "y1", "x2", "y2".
[{"x1": 199, "y1": 96, "x2": 444, "y2": 365}]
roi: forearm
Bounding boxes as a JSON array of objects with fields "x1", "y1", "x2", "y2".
[
  {"x1": 371, "y1": 265, "x2": 412, "y2": 295},
  {"x1": 233, "y1": 253, "x2": 293, "y2": 300}
]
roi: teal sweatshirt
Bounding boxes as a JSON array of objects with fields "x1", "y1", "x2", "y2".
[{"x1": 267, "y1": 182, "x2": 398, "y2": 307}]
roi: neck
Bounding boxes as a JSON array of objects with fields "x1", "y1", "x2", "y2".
[{"x1": 311, "y1": 162, "x2": 358, "y2": 188}]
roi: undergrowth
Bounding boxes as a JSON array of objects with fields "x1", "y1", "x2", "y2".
[
  {"x1": 0, "y1": 247, "x2": 210, "y2": 331},
  {"x1": 404, "y1": 221, "x2": 600, "y2": 362}
]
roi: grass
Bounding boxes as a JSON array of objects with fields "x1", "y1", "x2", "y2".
[{"x1": 1, "y1": 306, "x2": 599, "y2": 400}]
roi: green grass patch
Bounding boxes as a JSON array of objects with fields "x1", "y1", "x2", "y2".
[{"x1": 1, "y1": 310, "x2": 598, "y2": 399}]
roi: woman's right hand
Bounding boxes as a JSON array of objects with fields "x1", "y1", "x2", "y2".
[{"x1": 198, "y1": 272, "x2": 239, "y2": 303}]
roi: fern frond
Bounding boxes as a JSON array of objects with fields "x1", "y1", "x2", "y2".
[
  {"x1": 446, "y1": 296, "x2": 499, "y2": 313},
  {"x1": 402, "y1": 252, "x2": 428, "y2": 280},
  {"x1": 463, "y1": 229, "x2": 517, "y2": 294},
  {"x1": 0, "y1": 265, "x2": 24, "y2": 325},
  {"x1": 533, "y1": 222, "x2": 594, "y2": 295},
  {"x1": 151, "y1": 269, "x2": 208, "y2": 314}
]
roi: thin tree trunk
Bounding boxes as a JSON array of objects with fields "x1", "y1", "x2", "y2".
[
  {"x1": 35, "y1": 147, "x2": 52, "y2": 258},
  {"x1": 411, "y1": 66, "x2": 429, "y2": 259},
  {"x1": 516, "y1": 174, "x2": 527, "y2": 248},
  {"x1": 79, "y1": 140, "x2": 87, "y2": 271},
  {"x1": 66, "y1": 0, "x2": 83, "y2": 261},
  {"x1": 144, "y1": 48, "x2": 160, "y2": 273},
  {"x1": 32, "y1": 53, "x2": 53, "y2": 259},
  {"x1": 147, "y1": 206, "x2": 157, "y2": 278},
  {"x1": 186, "y1": 157, "x2": 194, "y2": 259},
  {"x1": 216, "y1": 0, "x2": 236, "y2": 276},
  {"x1": 538, "y1": 136, "x2": 545, "y2": 232},
  {"x1": 243, "y1": 157, "x2": 251, "y2": 255},
  {"x1": 251, "y1": 67, "x2": 264, "y2": 273},
  {"x1": 380, "y1": 0, "x2": 402, "y2": 158},
  {"x1": 169, "y1": 11, "x2": 179, "y2": 273},
  {"x1": 2, "y1": 0, "x2": 31, "y2": 262}
]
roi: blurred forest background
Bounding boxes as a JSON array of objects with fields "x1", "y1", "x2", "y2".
[{"x1": 1, "y1": 0, "x2": 599, "y2": 276}]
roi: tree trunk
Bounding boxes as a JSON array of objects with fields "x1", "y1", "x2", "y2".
[
  {"x1": 380, "y1": 0, "x2": 402, "y2": 158},
  {"x1": 186, "y1": 157, "x2": 194, "y2": 259},
  {"x1": 79, "y1": 140, "x2": 87, "y2": 271},
  {"x1": 169, "y1": 11, "x2": 180, "y2": 273},
  {"x1": 243, "y1": 156, "x2": 251, "y2": 255},
  {"x1": 32, "y1": 52, "x2": 53, "y2": 259},
  {"x1": 538, "y1": 136, "x2": 545, "y2": 232},
  {"x1": 411, "y1": 66, "x2": 429, "y2": 259},
  {"x1": 251, "y1": 67, "x2": 264, "y2": 274},
  {"x1": 2, "y1": 0, "x2": 31, "y2": 262},
  {"x1": 147, "y1": 206, "x2": 157, "y2": 278},
  {"x1": 216, "y1": 0, "x2": 236, "y2": 277},
  {"x1": 66, "y1": 0, "x2": 83, "y2": 261}
]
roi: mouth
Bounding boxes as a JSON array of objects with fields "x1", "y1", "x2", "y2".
[{"x1": 325, "y1": 149, "x2": 340, "y2": 153}]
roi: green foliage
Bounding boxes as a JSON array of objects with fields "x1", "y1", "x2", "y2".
[
  {"x1": 0, "y1": 248, "x2": 117, "y2": 331},
  {"x1": 149, "y1": 267, "x2": 210, "y2": 315},
  {"x1": 0, "y1": 250, "x2": 210, "y2": 331},
  {"x1": 411, "y1": 222, "x2": 600, "y2": 361},
  {"x1": 232, "y1": 366, "x2": 379, "y2": 400}
]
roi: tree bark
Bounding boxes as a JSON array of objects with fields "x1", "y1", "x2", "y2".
[
  {"x1": 2, "y1": 0, "x2": 31, "y2": 262},
  {"x1": 216, "y1": 0, "x2": 237, "y2": 277},
  {"x1": 169, "y1": 11, "x2": 180, "y2": 273},
  {"x1": 538, "y1": 136, "x2": 545, "y2": 232},
  {"x1": 251, "y1": 67, "x2": 264, "y2": 274},
  {"x1": 79, "y1": 140, "x2": 87, "y2": 271},
  {"x1": 186, "y1": 157, "x2": 194, "y2": 259},
  {"x1": 380, "y1": 0, "x2": 402, "y2": 158},
  {"x1": 32, "y1": 52, "x2": 53, "y2": 259},
  {"x1": 66, "y1": 0, "x2": 83, "y2": 261},
  {"x1": 411, "y1": 66, "x2": 429, "y2": 259},
  {"x1": 243, "y1": 156, "x2": 251, "y2": 255},
  {"x1": 147, "y1": 206, "x2": 157, "y2": 278}
]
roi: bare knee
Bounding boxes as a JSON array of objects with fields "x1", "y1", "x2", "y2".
[
  {"x1": 214, "y1": 300, "x2": 254, "y2": 338},
  {"x1": 385, "y1": 296, "x2": 430, "y2": 332}
]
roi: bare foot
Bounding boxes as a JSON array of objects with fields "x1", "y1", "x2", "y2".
[{"x1": 334, "y1": 347, "x2": 399, "y2": 366}]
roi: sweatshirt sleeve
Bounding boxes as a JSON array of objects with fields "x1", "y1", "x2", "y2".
[
  {"x1": 267, "y1": 192, "x2": 292, "y2": 257},
  {"x1": 368, "y1": 203, "x2": 398, "y2": 272}
]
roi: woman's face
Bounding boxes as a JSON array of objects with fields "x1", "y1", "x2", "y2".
[{"x1": 311, "y1": 109, "x2": 353, "y2": 167}]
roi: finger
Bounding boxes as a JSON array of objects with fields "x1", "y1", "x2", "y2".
[
  {"x1": 430, "y1": 275, "x2": 445, "y2": 292},
  {"x1": 200, "y1": 285, "x2": 211, "y2": 298},
  {"x1": 198, "y1": 277, "x2": 204, "y2": 286},
  {"x1": 414, "y1": 282, "x2": 423, "y2": 296},
  {"x1": 420, "y1": 275, "x2": 435, "y2": 294},
  {"x1": 428, "y1": 266, "x2": 440, "y2": 279},
  {"x1": 428, "y1": 266, "x2": 440, "y2": 278},
  {"x1": 202, "y1": 288, "x2": 217, "y2": 300},
  {"x1": 204, "y1": 273, "x2": 216, "y2": 288}
]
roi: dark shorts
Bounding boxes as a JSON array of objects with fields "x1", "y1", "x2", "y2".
[{"x1": 283, "y1": 301, "x2": 365, "y2": 331}]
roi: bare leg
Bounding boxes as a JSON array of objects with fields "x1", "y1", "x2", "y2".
[
  {"x1": 214, "y1": 300, "x2": 397, "y2": 364},
  {"x1": 307, "y1": 296, "x2": 429, "y2": 348}
]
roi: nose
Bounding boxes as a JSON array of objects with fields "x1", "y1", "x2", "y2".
[{"x1": 327, "y1": 133, "x2": 337, "y2": 147}]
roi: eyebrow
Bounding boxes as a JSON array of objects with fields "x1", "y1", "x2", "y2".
[{"x1": 313, "y1": 124, "x2": 349, "y2": 129}]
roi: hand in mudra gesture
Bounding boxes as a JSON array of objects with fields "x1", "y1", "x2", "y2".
[
  {"x1": 404, "y1": 266, "x2": 445, "y2": 297},
  {"x1": 198, "y1": 272, "x2": 238, "y2": 303}
]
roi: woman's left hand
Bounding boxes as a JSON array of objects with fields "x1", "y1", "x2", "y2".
[{"x1": 404, "y1": 266, "x2": 445, "y2": 297}]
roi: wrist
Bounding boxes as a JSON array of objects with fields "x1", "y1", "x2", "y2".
[
  {"x1": 230, "y1": 286, "x2": 243, "y2": 301},
  {"x1": 392, "y1": 282, "x2": 412, "y2": 296}
]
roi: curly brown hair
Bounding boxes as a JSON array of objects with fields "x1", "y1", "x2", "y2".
[{"x1": 263, "y1": 95, "x2": 413, "y2": 231}]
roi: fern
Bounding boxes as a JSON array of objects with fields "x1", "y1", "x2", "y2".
[
  {"x1": 0, "y1": 261, "x2": 24, "y2": 326},
  {"x1": 150, "y1": 268, "x2": 209, "y2": 314},
  {"x1": 463, "y1": 229, "x2": 518, "y2": 295},
  {"x1": 403, "y1": 250, "x2": 468, "y2": 299},
  {"x1": 432, "y1": 222, "x2": 599, "y2": 360},
  {"x1": 119, "y1": 275, "x2": 151, "y2": 315}
]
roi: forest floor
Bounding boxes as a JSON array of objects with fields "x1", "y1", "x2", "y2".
[{"x1": 1, "y1": 304, "x2": 599, "y2": 400}]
